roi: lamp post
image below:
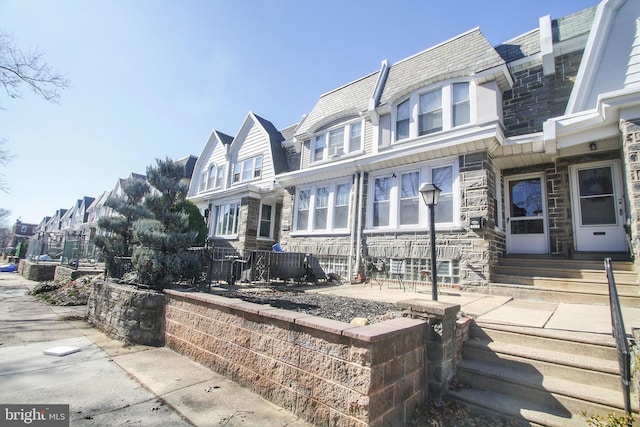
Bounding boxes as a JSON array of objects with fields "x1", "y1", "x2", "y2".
[{"x1": 419, "y1": 183, "x2": 441, "y2": 301}]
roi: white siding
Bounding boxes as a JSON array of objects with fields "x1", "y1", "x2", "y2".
[
  {"x1": 586, "y1": 1, "x2": 640, "y2": 107},
  {"x1": 232, "y1": 120, "x2": 275, "y2": 186}
]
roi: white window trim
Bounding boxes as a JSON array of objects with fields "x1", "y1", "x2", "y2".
[
  {"x1": 393, "y1": 79, "x2": 475, "y2": 143},
  {"x1": 210, "y1": 201, "x2": 240, "y2": 238},
  {"x1": 366, "y1": 159, "x2": 459, "y2": 232},
  {"x1": 310, "y1": 119, "x2": 363, "y2": 164},
  {"x1": 257, "y1": 202, "x2": 275, "y2": 240},
  {"x1": 292, "y1": 180, "x2": 352, "y2": 235}
]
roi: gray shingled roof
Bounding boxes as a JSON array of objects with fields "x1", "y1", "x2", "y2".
[
  {"x1": 495, "y1": 30, "x2": 540, "y2": 63},
  {"x1": 554, "y1": 5, "x2": 597, "y2": 42},
  {"x1": 254, "y1": 113, "x2": 290, "y2": 175},
  {"x1": 379, "y1": 29, "x2": 505, "y2": 106},
  {"x1": 294, "y1": 71, "x2": 380, "y2": 137}
]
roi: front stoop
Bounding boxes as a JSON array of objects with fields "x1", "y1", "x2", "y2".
[
  {"x1": 488, "y1": 258, "x2": 639, "y2": 307},
  {"x1": 449, "y1": 322, "x2": 638, "y2": 427}
]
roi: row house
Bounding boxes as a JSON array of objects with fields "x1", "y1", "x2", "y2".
[{"x1": 189, "y1": 0, "x2": 640, "y2": 290}]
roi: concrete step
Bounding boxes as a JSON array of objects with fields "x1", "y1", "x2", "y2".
[
  {"x1": 470, "y1": 322, "x2": 617, "y2": 360},
  {"x1": 448, "y1": 386, "x2": 629, "y2": 427},
  {"x1": 492, "y1": 273, "x2": 638, "y2": 289},
  {"x1": 497, "y1": 257, "x2": 634, "y2": 271},
  {"x1": 487, "y1": 282, "x2": 640, "y2": 306},
  {"x1": 456, "y1": 358, "x2": 633, "y2": 414},
  {"x1": 462, "y1": 339, "x2": 621, "y2": 391},
  {"x1": 494, "y1": 266, "x2": 637, "y2": 283}
]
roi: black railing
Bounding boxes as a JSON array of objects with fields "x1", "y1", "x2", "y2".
[{"x1": 604, "y1": 257, "x2": 632, "y2": 417}]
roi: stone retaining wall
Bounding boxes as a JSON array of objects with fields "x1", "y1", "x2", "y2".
[
  {"x1": 19, "y1": 260, "x2": 56, "y2": 281},
  {"x1": 54, "y1": 266, "x2": 102, "y2": 283},
  {"x1": 86, "y1": 281, "x2": 165, "y2": 346},
  {"x1": 164, "y1": 290, "x2": 427, "y2": 426}
]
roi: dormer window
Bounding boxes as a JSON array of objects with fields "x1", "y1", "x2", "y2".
[
  {"x1": 394, "y1": 80, "x2": 472, "y2": 142},
  {"x1": 232, "y1": 156, "x2": 262, "y2": 184},
  {"x1": 311, "y1": 120, "x2": 363, "y2": 163}
]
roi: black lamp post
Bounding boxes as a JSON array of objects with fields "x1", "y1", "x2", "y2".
[{"x1": 419, "y1": 183, "x2": 441, "y2": 301}]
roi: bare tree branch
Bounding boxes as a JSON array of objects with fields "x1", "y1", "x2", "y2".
[
  {"x1": 0, "y1": 31, "x2": 69, "y2": 104},
  {"x1": 0, "y1": 137, "x2": 14, "y2": 193}
]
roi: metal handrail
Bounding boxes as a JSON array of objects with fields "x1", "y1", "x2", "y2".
[{"x1": 603, "y1": 257, "x2": 632, "y2": 417}]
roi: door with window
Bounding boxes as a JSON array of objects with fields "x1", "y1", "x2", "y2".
[
  {"x1": 570, "y1": 161, "x2": 627, "y2": 252},
  {"x1": 505, "y1": 174, "x2": 549, "y2": 254}
]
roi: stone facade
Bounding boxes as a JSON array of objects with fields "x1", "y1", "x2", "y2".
[
  {"x1": 53, "y1": 266, "x2": 102, "y2": 283},
  {"x1": 503, "y1": 51, "x2": 583, "y2": 137},
  {"x1": 19, "y1": 260, "x2": 56, "y2": 282},
  {"x1": 86, "y1": 280, "x2": 165, "y2": 346},
  {"x1": 621, "y1": 118, "x2": 640, "y2": 272},
  {"x1": 164, "y1": 290, "x2": 427, "y2": 426}
]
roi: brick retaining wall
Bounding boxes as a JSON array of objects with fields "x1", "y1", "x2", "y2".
[{"x1": 164, "y1": 290, "x2": 427, "y2": 426}]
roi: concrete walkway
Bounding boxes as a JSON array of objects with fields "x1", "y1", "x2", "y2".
[
  {"x1": 0, "y1": 273, "x2": 313, "y2": 427},
  {"x1": 1, "y1": 272, "x2": 637, "y2": 427}
]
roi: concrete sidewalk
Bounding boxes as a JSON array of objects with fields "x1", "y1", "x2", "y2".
[
  {"x1": 0, "y1": 273, "x2": 313, "y2": 427},
  {"x1": 1, "y1": 272, "x2": 637, "y2": 427}
]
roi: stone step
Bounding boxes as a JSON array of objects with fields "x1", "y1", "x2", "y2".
[
  {"x1": 497, "y1": 257, "x2": 634, "y2": 271},
  {"x1": 470, "y1": 322, "x2": 617, "y2": 360},
  {"x1": 491, "y1": 274, "x2": 638, "y2": 292},
  {"x1": 494, "y1": 265, "x2": 637, "y2": 283}
]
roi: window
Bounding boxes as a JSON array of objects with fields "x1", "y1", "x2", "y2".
[
  {"x1": 369, "y1": 161, "x2": 457, "y2": 229},
  {"x1": 207, "y1": 165, "x2": 216, "y2": 189},
  {"x1": 432, "y1": 165, "x2": 454, "y2": 223},
  {"x1": 199, "y1": 171, "x2": 207, "y2": 192},
  {"x1": 396, "y1": 99, "x2": 410, "y2": 141},
  {"x1": 296, "y1": 190, "x2": 310, "y2": 231},
  {"x1": 373, "y1": 177, "x2": 391, "y2": 227},
  {"x1": 394, "y1": 81, "x2": 472, "y2": 141},
  {"x1": 215, "y1": 165, "x2": 224, "y2": 189},
  {"x1": 233, "y1": 156, "x2": 263, "y2": 184},
  {"x1": 334, "y1": 184, "x2": 350, "y2": 229},
  {"x1": 213, "y1": 203, "x2": 239, "y2": 236},
  {"x1": 349, "y1": 122, "x2": 362, "y2": 152},
  {"x1": 419, "y1": 89, "x2": 442, "y2": 135},
  {"x1": 313, "y1": 134, "x2": 326, "y2": 162},
  {"x1": 311, "y1": 121, "x2": 363, "y2": 162},
  {"x1": 453, "y1": 82, "x2": 470, "y2": 127},
  {"x1": 314, "y1": 187, "x2": 329, "y2": 230},
  {"x1": 258, "y1": 204, "x2": 273, "y2": 238},
  {"x1": 400, "y1": 171, "x2": 420, "y2": 225},
  {"x1": 294, "y1": 182, "x2": 352, "y2": 232}
]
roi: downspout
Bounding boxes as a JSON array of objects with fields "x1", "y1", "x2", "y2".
[
  {"x1": 354, "y1": 171, "x2": 365, "y2": 280},
  {"x1": 348, "y1": 173, "x2": 357, "y2": 281}
]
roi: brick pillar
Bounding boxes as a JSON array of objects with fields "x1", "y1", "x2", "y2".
[{"x1": 397, "y1": 299, "x2": 460, "y2": 401}]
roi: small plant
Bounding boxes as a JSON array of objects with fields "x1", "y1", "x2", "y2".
[{"x1": 581, "y1": 411, "x2": 635, "y2": 427}]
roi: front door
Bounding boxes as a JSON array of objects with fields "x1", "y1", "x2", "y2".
[
  {"x1": 570, "y1": 161, "x2": 627, "y2": 252},
  {"x1": 505, "y1": 174, "x2": 549, "y2": 254}
]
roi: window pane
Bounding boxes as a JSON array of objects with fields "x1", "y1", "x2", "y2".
[
  {"x1": 259, "y1": 204, "x2": 272, "y2": 237},
  {"x1": 510, "y1": 219, "x2": 544, "y2": 234},
  {"x1": 433, "y1": 166, "x2": 453, "y2": 193},
  {"x1": 215, "y1": 166, "x2": 224, "y2": 188},
  {"x1": 296, "y1": 190, "x2": 309, "y2": 230},
  {"x1": 328, "y1": 128, "x2": 344, "y2": 149},
  {"x1": 580, "y1": 197, "x2": 616, "y2": 225},
  {"x1": 208, "y1": 166, "x2": 216, "y2": 188},
  {"x1": 373, "y1": 177, "x2": 390, "y2": 226},
  {"x1": 453, "y1": 102, "x2": 470, "y2": 126},
  {"x1": 419, "y1": 90, "x2": 442, "y2": 135},
  {"x1": 396, "y1": 100, "x2": 410, "y2": 141},
  {"x1": 400, "y1": 172, "x2": 419, "y2": 225},
  {"x1": 254, "y1": 156, "x2": 262, "y2": 178},
  {"x1": 453, "y1": 82, "x2": 469, "y2": 103},
  {"x1": 419, "y1": 112, "x2": 442, "y2": 135},
  {"x1": 434, "y1": 194, "x2": 453, "y2": 223},
  {"x1": 334, "y1": 183, "x2": 351, "y2": 229},
  {"x1": 314, "y1": 134, "x2": 325, "y2": 162},
  {"x1": 509, "y1": 178, "x2": 542, "y2": 217},
  {"x1": 349, "y1": 122, "x2": 361, "y2": 152},
  {"x1": 420, "y1": 90, "x2": 441, "y2": 112},
  {"x1": 242, "y1": 159, "x2": 253, "y2": 181},
  {"x1": 314, "y1": 187, "x2": 329, "y2": 229},
  {"x1": 578, "y1": 167, "x2": 613, "y2": 196}
]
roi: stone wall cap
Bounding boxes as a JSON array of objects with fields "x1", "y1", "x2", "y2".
[
  {"x1": 295, "y1": 315, "x2": 357, "y2": 335},
  {"x1": 396, "y1": 299, "x2": 460, "y2": 316},
  {"x1": 343, "y1": 318, "x2": 426, "y2": 343},
  {"x1": 258, "y1": 307, "x2": 314, "y2": 323}
]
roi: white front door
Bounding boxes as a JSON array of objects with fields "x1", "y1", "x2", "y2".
[
  {"x1": 570, "y1": 161, "x2": 627, "y2": 252},
  {"x1": 505, "y1": 174, "x2": 549, "y2": 254}
]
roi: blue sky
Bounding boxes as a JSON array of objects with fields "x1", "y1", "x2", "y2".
[{"x1": 0, "y1": 0, "x2": 597, "y2": 226}]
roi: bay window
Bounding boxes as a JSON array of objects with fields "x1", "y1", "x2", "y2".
[
  {"x1": 369, "y1": 161, "x2": 457, "y2": 229},
  {"x1": 394, "y1": 80, "x2": 472, "y2": 142},
  {"x1": 311, "y1": 120, "x2": 363, "y2": 163},
  {"x1": 294, "y1": 181, "x2": 352, "y2": 232},
  {"x1": 213, "y1": 203, "x2": 239, "y2": 236}
]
